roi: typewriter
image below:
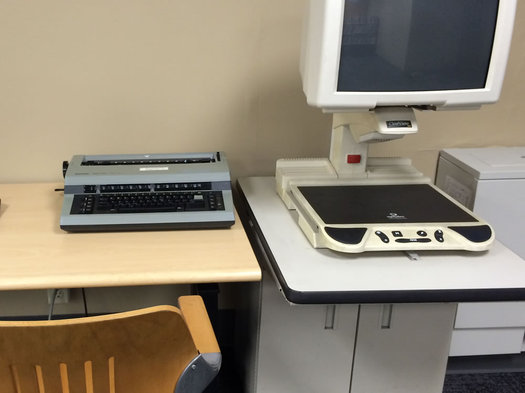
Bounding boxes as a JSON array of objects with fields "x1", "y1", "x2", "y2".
[{"x1": 60, "y1": 152, "x2": 234, "y2": 232}]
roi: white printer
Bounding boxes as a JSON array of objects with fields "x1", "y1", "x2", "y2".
[{"x1": 436, "y1": 146, "x2": 525, "y2": 356}]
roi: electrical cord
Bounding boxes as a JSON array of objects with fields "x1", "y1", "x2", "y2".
[
  {"x1": 48, "y1": 289, "x2": 58, "y2": 320},
  {"x1": 81, "y1": 288, "x2": 88, "y2": 316}
]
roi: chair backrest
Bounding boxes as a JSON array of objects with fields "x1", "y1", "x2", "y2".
[{"x1": 0, "y1": 296, "x2": 220, "y2": 393}]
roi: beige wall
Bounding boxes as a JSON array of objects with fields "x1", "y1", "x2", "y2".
[{"x1": 1, "y1": 0, "x2": 524, "y2": 184}]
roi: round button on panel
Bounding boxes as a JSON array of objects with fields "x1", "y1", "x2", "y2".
[{"x1": 417, "y1": 230, "x2": 427, "y2": 237}]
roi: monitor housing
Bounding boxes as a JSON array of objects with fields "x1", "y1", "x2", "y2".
[{"x1": 301, "y1": 0, "x2": 516, "y2": 113}]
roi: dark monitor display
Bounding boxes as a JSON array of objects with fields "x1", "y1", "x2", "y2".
[{"x1": 338, "y1": 0, "x2": 499, "y2": 93}]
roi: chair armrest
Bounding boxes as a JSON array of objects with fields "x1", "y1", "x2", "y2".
[
  {"x1": 178, "y1": 296, "x2": 220, "y2": 355},
  {"x1": 176, "y1": 296, "x2": 222, "y2": 393}
]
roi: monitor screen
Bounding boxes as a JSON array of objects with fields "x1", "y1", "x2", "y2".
[
  {"x1": 338, "y1": 0, "x2": 498, "y2": 93},
  {"x1": 301, "y1": 0, "x2": 517, "y2": 111}
]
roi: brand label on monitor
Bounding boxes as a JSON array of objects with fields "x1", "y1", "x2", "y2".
[{"x1": 386, "y1": 120, "x2": 412, "y2": 128}]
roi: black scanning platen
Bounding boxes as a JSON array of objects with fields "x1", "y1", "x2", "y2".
[{"x1": 297, "y1": 184, "x2": 478, "y2": 225}]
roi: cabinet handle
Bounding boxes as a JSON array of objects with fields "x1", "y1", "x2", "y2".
[
  {"x1": 381, "y1": 304, "x2": 393, "y2": 329},
  {"x1": 324, "y1": 304, "x2": 336, "y2": 330}
]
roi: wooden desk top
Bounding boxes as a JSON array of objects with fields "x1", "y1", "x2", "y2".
[{"x1": 0, "y1": 183, "x2": 261, "y2": 290}]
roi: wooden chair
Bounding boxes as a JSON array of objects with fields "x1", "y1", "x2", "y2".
[{"x1": 0, "y1": 296, "x2": 221, "y2": 393}]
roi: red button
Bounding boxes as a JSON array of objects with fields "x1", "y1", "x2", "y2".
[{"x1": 347, "y1": 155, "x2": 361, "y2": 164}]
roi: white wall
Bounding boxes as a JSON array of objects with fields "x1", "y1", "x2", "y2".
[
  {"x1": 2, "y1": 1, "x2": 522, "y2": 184},
  {"x1": 0, "y1": 0, "x2": 329, "y2": 183}
]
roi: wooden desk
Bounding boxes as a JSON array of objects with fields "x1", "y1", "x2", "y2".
[{"x1": 0, "y1": 183, "x2": 261, "y2": 290}]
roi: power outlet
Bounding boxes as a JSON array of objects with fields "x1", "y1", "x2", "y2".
[{"x1": 47, "y1": 289, "x2": 70, "y2": 304}]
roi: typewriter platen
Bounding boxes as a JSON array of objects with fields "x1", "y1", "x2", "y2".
[{"x1": 60, "y1": 152, "x2": 234, "y2": 232}]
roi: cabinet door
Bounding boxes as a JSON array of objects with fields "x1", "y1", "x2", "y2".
[
  {"x1": 254, "y1": 272, "x2": 359, "y2": 393},
  {"x1": 350, "y1": 303, "x2": 456, "y2": 393}
]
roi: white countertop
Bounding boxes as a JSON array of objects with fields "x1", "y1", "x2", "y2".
[{"x1": 238, "y1": 177, "x2": 525, "y2": 303}]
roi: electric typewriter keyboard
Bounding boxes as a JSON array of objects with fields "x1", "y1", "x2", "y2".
[{"x1": 70, "y1": 189, "x2": 225, "y2": 215}]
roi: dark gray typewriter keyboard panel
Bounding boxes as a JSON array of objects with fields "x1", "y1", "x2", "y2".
[{"x1": 70, "y1": 190, "x2": 225, "y2": 215}]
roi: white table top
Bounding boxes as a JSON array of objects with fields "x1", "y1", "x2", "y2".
[
  {"x1": 238, "y1": 177, "x2": 525, "y2": 304},
  {"x1": 0, "y1": 182, "x2": 261, "y2": 290}
]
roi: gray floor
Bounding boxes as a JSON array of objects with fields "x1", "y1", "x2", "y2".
[{"x1": 443, "y1": 354, "x2": 525, "y2": 393}]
